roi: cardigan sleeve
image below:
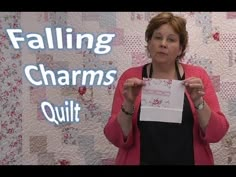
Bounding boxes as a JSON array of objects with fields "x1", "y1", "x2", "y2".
[
  {"x1": 103, "y1": 71, "x2": 135, "y2": 149},
  {"x1": 199, "y1": 68, "x2": 229, "y2": 143}
]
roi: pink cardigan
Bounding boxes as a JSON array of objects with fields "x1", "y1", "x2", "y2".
[{"x1": 104, "y1": 63, "x2": 229, "y2": 165}]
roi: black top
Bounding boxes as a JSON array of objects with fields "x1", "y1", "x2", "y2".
[{"x1": 138, "y1": 62, "x2": 194, "y2": 165}]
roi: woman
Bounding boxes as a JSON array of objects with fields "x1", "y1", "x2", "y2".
[{"x1": 104, "y1": 12, "x2": 229, "y2": 165}]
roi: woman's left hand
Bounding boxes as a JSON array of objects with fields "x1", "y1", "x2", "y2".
[{"x1": 183, "y1": 77, "x2": 205, "y2": 105}]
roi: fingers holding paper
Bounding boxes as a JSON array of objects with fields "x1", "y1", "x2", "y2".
[
  {"x1": 123, "y1": 78, "x2": 146, "y2": 104},
  {"x1": 183, "y1": 77, "x2": 205, "y2": 104}
]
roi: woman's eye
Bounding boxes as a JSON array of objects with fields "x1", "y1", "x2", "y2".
[
  {"x1": 168, "y1": 38, "x2": 175, "y2": 42},
  {"x1": 155, "y1": 36, "x2": 162, "y2": 40}
]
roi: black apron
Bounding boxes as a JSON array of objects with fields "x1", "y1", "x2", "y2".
[{"x1": 138, "y1": 61, "x2": 194, "y2": 165}]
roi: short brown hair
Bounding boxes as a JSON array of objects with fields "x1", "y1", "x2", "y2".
[{"x1": 145, "y1": 12, "x2": 188, "y2": 59}]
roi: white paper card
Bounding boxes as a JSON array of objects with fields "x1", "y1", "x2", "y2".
[{"x1": 140, "y1": 78, "x2": 185, "y2": 123}]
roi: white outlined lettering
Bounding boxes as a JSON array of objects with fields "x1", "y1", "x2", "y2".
[
  {"x1": 24, "y1": 64, "x2": 117, "y2": 86},
  {"x1": 6, "y1": 27, "x2": 115, "y2": 54},
  {"x1": 41, "y1": 100, "x2": 81, "y2": 125}
]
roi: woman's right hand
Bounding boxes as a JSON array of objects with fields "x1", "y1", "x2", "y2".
[{"x1": 123, "y1": 77, "x2": 146, "y2": 104}]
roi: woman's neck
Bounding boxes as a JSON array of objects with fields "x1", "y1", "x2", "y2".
[{"x1": 149, "y1": 61, "x2": 179, "y2": 80}]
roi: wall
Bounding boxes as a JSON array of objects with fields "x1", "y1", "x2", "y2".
[{"x1": 0, "y1": 12, "x2": 236, "y2": 165}]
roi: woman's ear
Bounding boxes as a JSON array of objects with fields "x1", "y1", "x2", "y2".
[
  {"x1": 178, "y1": 46, "x2": 183, "y2": 56},
  {"x1": 147, "y1": 40, "x2": 152, "y2": 51}
]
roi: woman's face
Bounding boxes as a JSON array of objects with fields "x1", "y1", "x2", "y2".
[{"x1": 148, "y1": 24, "x2": 182, "y2": 64}]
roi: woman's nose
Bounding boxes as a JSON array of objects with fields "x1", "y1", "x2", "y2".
[{"x1": 160, "y1": 39, "x2": 167, "y2": 48}]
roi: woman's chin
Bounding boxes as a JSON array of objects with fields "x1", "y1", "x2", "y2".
[{"x1": 153, "y1": 58, "x2": 170, "y2": 64}]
